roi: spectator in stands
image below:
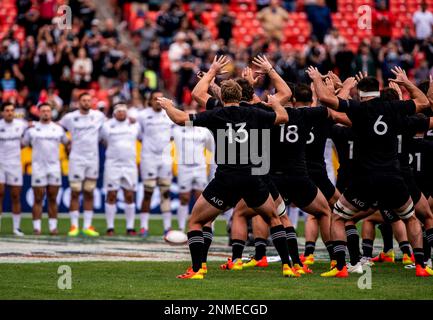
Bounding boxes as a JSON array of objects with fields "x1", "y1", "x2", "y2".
[
  {"x1": 38, "y1": 0, "x2": 56, "y2": 26},
  {"x1": 102, "y1": 18, "x2": 119, "y2": 40},
  {"x1": 175, "y1": 46, "x2": 199, "y2": 104},
  {"x1": 324, "y1": 27, "x2": 346, "y2": 60},
  {"x1": 400, "y1": 27, "x2": 417, "y2": 54},
  {"x1": 305, "y1": 0, "x2": 333, "y2": 43},
  {"x1": 305, "y1": 37, "x2": 327, "y2": 69},
  {"x1": 72, "y1": 48, "x2": 93, "y2": 88},
  {"x1": 34, "y1": 40, "x2": 54, "y2": 91},
  {"x1": 379, "y1": 41, "x2": 402, "y2": 84},
  {"x1": 257, "y1": 0, "x2": 289, "y2": 42},
  {"x1": 257, "y1": 0, "x2": 271, "y2": 12},
  {"x1": 169, "y1": 32, "x2": 190, "y2": 73},
  {"x1": 282, "y1": 0, "x2": 297, "y2": 12},
  {"x1": 414, "y1": 60, "x2": 431, "y2": 85},
  {"x1": 352, "y1": 43, "x2": 377, "y2": 78},
  {"x1": 156, "y1": 2, "x2": 185, "y2": 49},
  {"x1": 334, "y1": 41, "x2": 354, "y2": 80},
  {"x1": 372, "y1": 0, "x2": 395, "y2": 45},
  {"x1": 216, "y1": 4, "x2": 234, "y2": 45},
  {"x1": 413, "y1": 2, "x2": 433, "y2": 41}
]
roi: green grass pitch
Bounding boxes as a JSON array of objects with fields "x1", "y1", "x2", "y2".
[
  {"x1": 0, "y1": 261, "x2": 432, "y2": 299},
  {"x1": 0, "y1": 215, "x2": 432, "y2": 300}
]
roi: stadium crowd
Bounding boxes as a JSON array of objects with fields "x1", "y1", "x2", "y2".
[{"x1": 1, "y1": 0, "x2": 433, "y2": 118}]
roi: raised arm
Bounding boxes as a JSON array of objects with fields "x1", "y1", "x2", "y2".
[
  {"x1": 306, "y1": 66, "x2": 339, "y2": 110},
  {"x1": 265, "y1": 94, "x2": 289, "y2": 124},
  {"x1": 157, "y1": 97, "x2": 190, "y2": 126},
  {"x1": 389, "y1": 66, "x2": 429, "y2": 113},
  {"x1": 337, "y1": 77, "x2": 357, "y2": 100},
  {"x1": 191, "y1": 55, "x2": 230, "y2": 107},
  {"x1": 253, "y1": 55, "x2": 292, "y2": 104}
]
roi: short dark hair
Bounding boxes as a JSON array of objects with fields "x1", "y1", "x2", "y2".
[
  {"x1": 1, "y1": 101, "x2": 14, "y2": 112},
  {"x1": 38, "y1": 102, "x2": 52, "y2": 109},
  {"x1": 357, "y1": 77, "x2": 380, "y2": 92},
  {"x1": 380, "y1": 87, "x2": 399, "y2": 101},
  {"x1": 78, "y1": 92, "x2": 91, "y2": 100},
  {"x1": 235, "y1": 78, "x2": 254, "y2": 102},
  {"x1": 149, "y1": 90, "x2": 162, "y2": 100},
  {"x1": 293, "y1": 83, "x2": 313, "y2": 103},
  {"x1": 418, "y1": 80, "x2": 430, "y2": 95}
]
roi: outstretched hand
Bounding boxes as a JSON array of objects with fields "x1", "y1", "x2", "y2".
[
  {"x1": 306, "y1": 66, "x2": 323, "y2": 81},
  {"x1": 355, "y1": 71, "x2": 368, "y2": 83},
  {"x1": 389, "y1": 66, "x2": 410, "y2": 85},
  {"x1": 242, "y1": 67, "x2": 262, "y2": 86},
  {"x1": 252, "y1": 55, "x2": 273, "y2": 74},
  {"x1": 156, "y1": 97, "x2": 175, "y2": 109},
  {"x1": 389, "y1": 81, "x2": 403, "y2": 100},
  {"x1": 209, "y1": 55, "x2": 230, "y2": 75}
]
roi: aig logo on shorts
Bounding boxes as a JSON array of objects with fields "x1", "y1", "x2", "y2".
[
  {"x1": 210, "y1": 196, "x2": 224, "y2": 207},
  {"x1": 351, "y1": 198, "x2": 365, "y2": 208}
]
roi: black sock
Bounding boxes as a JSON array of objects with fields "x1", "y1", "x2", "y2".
[
  {"x1": 425, "y1": 228, "x2": 433, "y2": 249},
  {"x1": 187, "y1": 230, "x2": 204, "y2": 272},
  {"x1": 378, "y1": 223, "x2": 393, "y2": 252},
  {"x1": 285, "y1": 227, "x2": 302, "y2": 265},
  {"x1": 324, "y1": 241, "x2": 334, "y2": 261},
  {"x1": 231, "y1": 239, "x2": 245, "y2": 261},
  {"x1": 362, "y1": 239, "x2": 374, "y2": 258},
  {"x1": 333, "y1": 240, "x2": 347, "y2": 270},
  {"x1": 399, "y1": 241, "x2": 412, "y2": 256},
  {"x1": 345, "y1": 225, "x2": 360, "y2": 265},
  {"x1": 254, "y1": 237, "x2": 267, "y2": 260},
  {"x1": 304, "y1": 241, "x2": 316, "y2": 256},
  {"x1": 423, "y1": 230, "x2": 432, "y2": 262},
  {"x1": 270, "y1": 225, "x2": 291, "y2": 266},
  {"x1": 202, "y1": 226, "x2": 213, "y2": 263},
  {"x1": 413, "y1": 248, "x2": 425, "y2": 267}
]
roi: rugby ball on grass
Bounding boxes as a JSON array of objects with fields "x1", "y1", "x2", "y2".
[{"x1": 164, "y1": 230, "x2": 188, "y2": 245}]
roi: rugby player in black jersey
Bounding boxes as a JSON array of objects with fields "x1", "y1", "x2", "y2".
[
  {"x1": 192, "y1": 56, "x2": 298, "y2": 274},
  {"x1": 159, "y1": 55, "x2": 297, "y2": 279},
  {"x1": 309, "y1": 65, "x2": 433, "y2": 277}
]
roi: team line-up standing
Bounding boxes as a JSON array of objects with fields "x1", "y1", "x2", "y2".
[
  {"x1": 2, "y1": 54, "x2": 433, "y2": 279},
  {"x1": 0, "y1": 91, "x2": 215, "y2": 238}
]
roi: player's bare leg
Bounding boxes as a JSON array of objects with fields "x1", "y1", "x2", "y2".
[
  {"x1": 301, "y1": 190, "x2": 333, "y2": 262},
  {"x1": 0, "y1": 183, "x2": 4, "y2": 231},
  {"x1": 158, "y1": 178, "x2": 172, "y2": 235},
  {"x1": 250, "y1": 195, "x2": 295, "y2": 276},
  {"x1": 32, "y1": 187, "x2": 45, "y2": 235},
  {"x1": 123, "y1": 188, "x2": 136, "y2": 235},
  {"x1": 303, "y1": 189, "x2": 339, "y2": 263},
  {"x1": 69, "y1": 188, "x2": 81, "y2": 232},
  {"x1": 178, "y1": 191, "x2": 191, "y2": 232},
  {"x1": 10, "y1": 185, "x2": 23, "y2": 235},
  {"x1": 82, "y1": 179, "x2": 97, "y2": 235},
  {"x1": 105, "y1": 190, "x2": 118, "y2": 235},
  {"x1": 47, "y1": 185, "x2": 59, "y2": 235},
  {"x1": 140, "y1": 179, "x2": 155, "y2": 237}
]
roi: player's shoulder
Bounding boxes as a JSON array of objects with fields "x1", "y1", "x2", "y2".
[{"x1": 90, "y1": 108, "x2": 105, "y2": 118}]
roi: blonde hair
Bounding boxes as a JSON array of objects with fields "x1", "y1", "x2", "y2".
[{"x1": 220, "y1": 80, "x2": 242, "y2": 104}]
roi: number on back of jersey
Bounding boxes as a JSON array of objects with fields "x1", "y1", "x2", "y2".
[
  {"x1": 373, "y1": 115, "x2": 388, "y2": 136},
  {"x1": 226, "y1": 122, "x2": 248, "y2": 143},
  {"x1": 279, "y1": 124, "x2": 299, "y2": 143},
  {"x1": 408, "y1": 152, "x2": 421, "y2": 172}
]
